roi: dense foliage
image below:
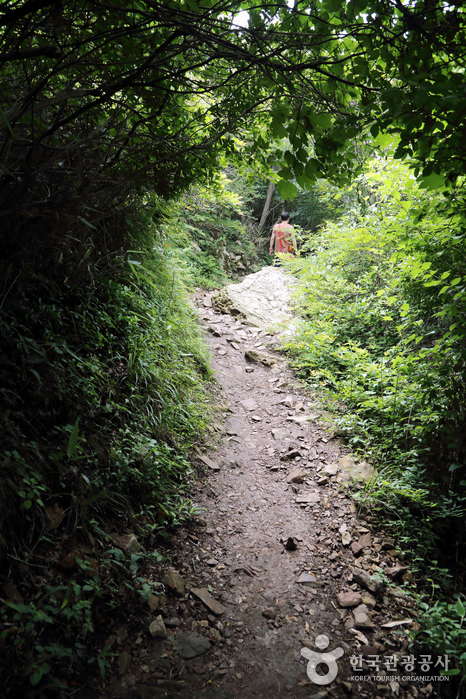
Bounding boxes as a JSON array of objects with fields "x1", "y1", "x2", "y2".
[
  {"x1": 165, "y1": 173, "x2": 261, "y2": 288},
  {"x1": 288, "y1": 158, "x2": 466, "y2": 481},
  {"x1": 0, "y1": 202, "x2": 211, "y2": 694},
  {"x1": 283, "y1": 156, "x2": 466, "y2": 674}
]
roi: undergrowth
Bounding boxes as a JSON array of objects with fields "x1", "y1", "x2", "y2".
[
  {"x1": 0, "y1": 198, "x2": 211, "y2": 695},
  {"x1": 282, "y1": 158, "x2": 466, "y2": 682},
  {"x1": 164, "y1": 175, "x2": 260, "y2": 289}
]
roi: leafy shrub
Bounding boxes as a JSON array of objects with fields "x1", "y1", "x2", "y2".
[
  {"x1": 416, "y1": 597, "x2": 466, "y2": 682},
  {"x1": 286, "y1": 158, "x2": 466, "y2": 479},
  {"x1": 282, "y1": 156, "x2": 466, "y2": 672}
]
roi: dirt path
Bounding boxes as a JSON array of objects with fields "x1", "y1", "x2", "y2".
[
  {"x1": 104, "y1": 287, "x2": 422, "y2": 699},
  {"x1": 193, "y1": 298, "x2": 356, "y2": 695}
]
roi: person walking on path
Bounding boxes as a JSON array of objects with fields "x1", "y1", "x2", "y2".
[{"x1": 269, "y1": 211, "x2": 297, "y2": 267}]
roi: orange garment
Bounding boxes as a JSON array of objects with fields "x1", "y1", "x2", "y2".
[{"x1": 270, "y1": 222, "x2": 296, "y2": 254}]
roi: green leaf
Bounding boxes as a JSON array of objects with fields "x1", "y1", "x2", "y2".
[
  {"x1": 30, "y1": 673, "x2": 41, "y2": 686},
  {"x1": 313, "y1": 113, "x2": 332, "y2": 131},
  {"x1": 78, "y1": 216, "x2": 97, "y2": 229},
  {"x1": 295, "y1": 174, "x2": 313, "y2": 189},
  {"x1": 322, "y1": 0, "x2": 341, "y2": 11},
  {"x1": 98, "y1": 657, "x2": 106, "y2": 678},
  {"x1": 30, "y1": 369, "x2": 42, "y2": 384},
  {"x1": 276, "y1": 167, "x2": 293, "y2": 181},
  {"x1": 277, "y1": 180, "x2": 298, "y2": 202},
  {"x1": 419, "y1": 172, "x2": 445, "y2": 190},
  {"x1": 304, "y1": 159, "x2": 320, "y2": 178},
  {"x1": 67, "y1": 418, "x2": 79, "y2": 459},
  {"x1": 284, "y1": 150, "x2": 294, "y2": 167},
  {"x1": 456, "y1": 597, "x2": 465, "y2": 617},
  {"x1": 271, "y1": 118, "x2": 287, "y2": 140},
  {"x1": 6, "y1": 602, "x2": 30, "y2": 613},
  {"x1": 374, "y1": 133, "x2": 394, "y2": 148}
]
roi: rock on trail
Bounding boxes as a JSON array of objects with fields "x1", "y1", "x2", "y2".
[{"x1": 211, "y1": 266, "x2": 297, "y2": 333}]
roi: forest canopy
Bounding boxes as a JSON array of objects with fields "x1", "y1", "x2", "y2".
[{"x1": 1, "y1": 0, "x2": 466, "y2": 261}]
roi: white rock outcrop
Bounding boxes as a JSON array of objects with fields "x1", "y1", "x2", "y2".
[{"x1": 212, "y1": 266, "x2": 296, "y2": 332}]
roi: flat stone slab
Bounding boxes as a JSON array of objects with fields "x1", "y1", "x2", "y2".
[
  {"x1": 111, "y1": 534, "x2": 141, "y2": 556},
  {"x1": 320, "y1": 462, "x2": 339, "y2": 477},
  {"x1": 354, "y1": 610, "x2": 373, "y2": 629},
  {"x1": 286, "y1": 414, "x2": 319, "y2": 425},
  {"x1": 341, "y1": 531, "x2": 352, "y2": 546},
  {"x1": 296, "y1": 492, "x2": 320, "y2": 504},
  {"x1": 240, "y1": 398, "x2": 259, "y2": 411},
  {"x1": 173, "y1": 632, "x2": 211, "y2": 659},
  {"x1": 198, "y1": 454, "x2": 220, "y2": 471},
  {"x1": 286, "y1": 469, "x2": 307, "y2": 483},
  {"x1": 272, "y1": 428, "x2": 293, "y2": 441},
  {"x1": 296, "y1": 572, "x2": 324, "y2": 588},
  {"x1": 163, "y1": 569, "x2": 185, "y2": 595},
  {"x1": 149, "y1": 615, "x2": 167, "y2": 638},
  {"x1": 352, "y1": 567, "x2": 382, "y2": 594},
  {"x1": 190, "y1": 587, "x2": 226, "y2": 616},
  {"x1": 280, "y1": 449, "x2": 303, "y2": 461},
  {"x1": 358, "y1": 533, "x2": 372, "y2": 548},
  {"x1": 338, "y1": 456, "x2": 375, "y2": 482},
  {"x1": 337, "y1": 591, "x2": 361, "y2": 608},
  {"x1": 245, "y1": 349, "x2": 278, "y2": 367}
]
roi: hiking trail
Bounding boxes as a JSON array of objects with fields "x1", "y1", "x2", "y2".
[{"x1": 104, "y1": 268, "x2": 418, "y2": 699}]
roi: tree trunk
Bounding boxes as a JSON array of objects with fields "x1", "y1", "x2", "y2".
[{"x1": 257, "y1": 180, "x2": 275, "y2": 233}]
